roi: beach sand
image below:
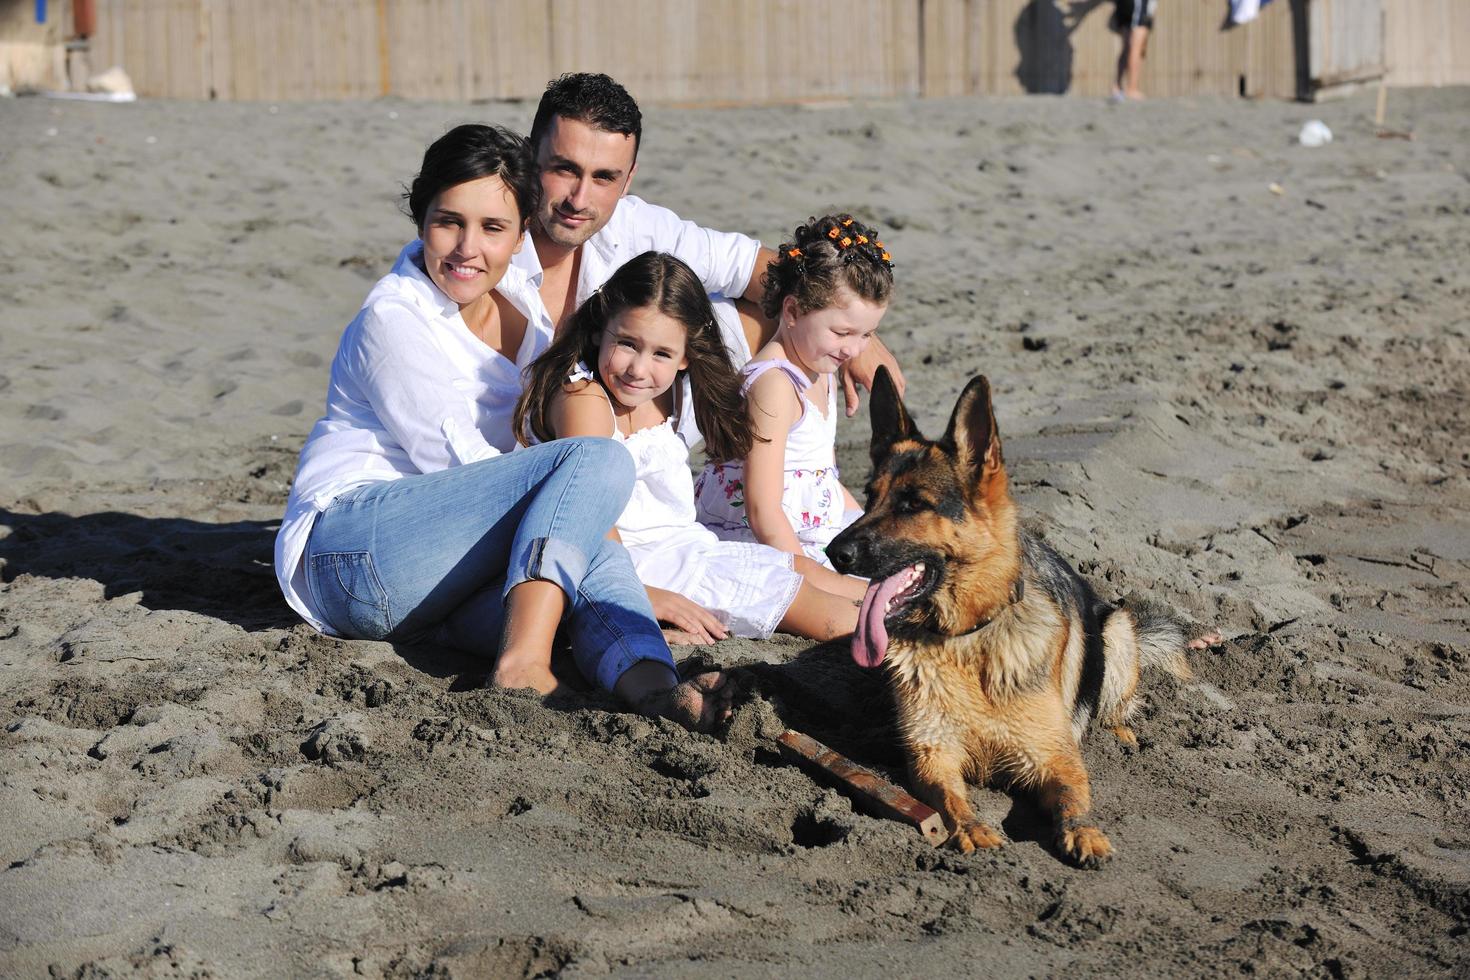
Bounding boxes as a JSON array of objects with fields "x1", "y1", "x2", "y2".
[{"x1": 1, "y1": 87, "x2": 1466, "y2": 977}]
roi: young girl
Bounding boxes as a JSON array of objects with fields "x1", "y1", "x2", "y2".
[
  {"x1": 695, "y1": 213, "x2": 893, "y2": 568},
  {"x1": 516, "y1": 251, "x2": 864, "y2": 643}
]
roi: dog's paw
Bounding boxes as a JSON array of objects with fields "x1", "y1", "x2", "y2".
[
  {"x1": 950, "y1": 820, "x2": 1005, "y2": 853},
  {"x1": 1058, "y1": 824, "x2": 1113, "y2": 868}
]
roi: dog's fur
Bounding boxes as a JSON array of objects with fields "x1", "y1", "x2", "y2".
[{"x1": 829, "y1": 368, "x2": 1195, "y2": 866}]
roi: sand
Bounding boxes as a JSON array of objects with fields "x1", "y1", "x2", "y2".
[{"x1": 1, "y1": 87, "x2": 1467, "y2": 978}]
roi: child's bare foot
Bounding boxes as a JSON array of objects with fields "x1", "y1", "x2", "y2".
[{"x1": 1188, "y1": 631, "x2": 1224, "y2": 650}]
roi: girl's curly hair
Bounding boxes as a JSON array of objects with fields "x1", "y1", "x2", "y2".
[{"x1": 760, "y1": 212, "x2": 894, "y2": 320}]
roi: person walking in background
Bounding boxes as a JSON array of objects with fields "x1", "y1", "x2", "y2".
[{"x1": 1111, "y1": 0, "x2": 1156, "y2": 100}]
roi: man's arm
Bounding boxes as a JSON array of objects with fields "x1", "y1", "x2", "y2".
[
  {"x1": 840, "y1": 336, "x2": 906, "y2": 417},
  {"x1": 741, "y1": 247, "x2": 775, "y2": 305}
]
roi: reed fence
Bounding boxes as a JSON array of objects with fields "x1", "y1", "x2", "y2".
[{"x1": 17, "y1": 0, "x2": 1460, "y2": 102}]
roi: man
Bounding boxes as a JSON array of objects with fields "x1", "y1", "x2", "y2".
[{"x1": 512, "y1": 72, "x2": 903, "y2": 440}]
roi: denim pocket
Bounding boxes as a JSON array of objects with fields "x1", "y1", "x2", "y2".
[{"x1": 308, "y1": 551, "x2": 392, "y2": 640}]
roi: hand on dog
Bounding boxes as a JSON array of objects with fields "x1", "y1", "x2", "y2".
[{"x1": 839, "y1": 336, "x2": 906, "y2": 417}]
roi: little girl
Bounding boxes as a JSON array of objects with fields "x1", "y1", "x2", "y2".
[
  {"x1": 515, "y1": 251, "x2": 865, "y2": 643},
  {"x1": 695, "y1": 213, "x2": 893, "y2": 568}
]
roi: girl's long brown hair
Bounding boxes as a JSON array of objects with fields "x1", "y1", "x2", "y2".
[{"x1": 515, "y1": 251, "x2": 756, "y2": 463}]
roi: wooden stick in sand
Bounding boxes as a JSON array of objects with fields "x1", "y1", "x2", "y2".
[{"x1": 776, "y1": 729, "x2": 947, "y2": 846}]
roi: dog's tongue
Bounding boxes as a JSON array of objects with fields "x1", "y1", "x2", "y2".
[{"x1": 852, "y1": 568, "x2": 913, "y2": 669}]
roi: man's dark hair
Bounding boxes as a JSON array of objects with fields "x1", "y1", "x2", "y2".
[
  {"x1": 529, "y1": 73, "x2": 643, "y2": 162},
  {"x1": 404, "y1": 124, "x2": 540, "y2": 230}
]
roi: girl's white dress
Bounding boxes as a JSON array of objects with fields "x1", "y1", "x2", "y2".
[
  {"x1": 694, "y1": 359, "x2": 861, "y2": 567},
  {"x1": 569, "y1": 365, "x2": 804, "y2": 639}
]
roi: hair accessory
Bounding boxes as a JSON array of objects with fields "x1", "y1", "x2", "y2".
[
  {"x1": 842, "y1": 218, "x2": 854, "y2": 227},
  {"x1": 881, "y1": 251, "x2": 892, "y2": 262},
  {"x1": 839, "y1": 236, "x2": 853, "y2": 248},
  {"x1": 856, "y1": 234, "x2": 868, "y2": 245},
  {"x1": 787, "y1": 247, "x2": 802, "y2": 258},
  {"x1": 827, "y1": 227, "x2": 840, "y2": 240}
]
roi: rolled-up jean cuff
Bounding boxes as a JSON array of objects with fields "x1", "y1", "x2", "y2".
[
  {"x1": 596, "y1": 645, "x2": 677, "y2": 694},
  {"x1": 505, "y1": 536, "x2": 589, "y2": 603}
]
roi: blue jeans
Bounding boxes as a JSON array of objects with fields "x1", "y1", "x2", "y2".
[{"x1": 303, "y1": 437, "x2": 673, "y2": 691}]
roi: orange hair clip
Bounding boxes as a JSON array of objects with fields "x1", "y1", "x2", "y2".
[
  {"x1": 839, "y1": 236, "x2": 853, "y2": 248},
  {"x1": 787, "y1": 247, "x2": 802, "y2": 258},
  {"x1": 881, "y1": 251, "x2": 892, "y2": 262},
  {"x1": 827, "y1": 227, "x2": 840, "y2": 240},
  {"x1": 856, "y1": 234, "x2": 868, "y2": 245},
  {"x1": 842, "y1": 218, "x2": 854, "y2": 227}
]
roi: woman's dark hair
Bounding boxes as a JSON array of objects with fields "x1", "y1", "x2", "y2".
[
  {"x1": 404, "y1": 124, "x2": 540, "y2": 230},
  {"x1": 761, "y1": 213, "x2": 895, "y2": 320},
  {"x1": 516, "y1": 252, "x2": 755, "y2": 464}
]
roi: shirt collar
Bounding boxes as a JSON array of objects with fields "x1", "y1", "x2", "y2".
[
  {"x1": 510, "y1": 200, "x2": 628, "y2": 291},
  {"x1": 390, "y1": 240, "x2": 460, "y2": 319}
]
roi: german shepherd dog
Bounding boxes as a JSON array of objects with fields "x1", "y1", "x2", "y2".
[{"x1": 829, "y1": 369, "x2": 1214, "y2": 866}]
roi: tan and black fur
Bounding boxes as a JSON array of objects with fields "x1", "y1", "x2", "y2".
[{"x1": 829, "y1": 368, "x2": 1197, "y2": 866}]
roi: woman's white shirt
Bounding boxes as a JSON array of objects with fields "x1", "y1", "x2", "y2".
[{"x1": 273, "y1": 240, "x2": 549, "y2": 633}]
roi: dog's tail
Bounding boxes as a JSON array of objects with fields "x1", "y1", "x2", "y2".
[{"x1": 1115, "y1": 595, "x2": 1193, "y2": 681}]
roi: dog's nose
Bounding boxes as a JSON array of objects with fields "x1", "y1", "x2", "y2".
[{"x1": 828, "y1": 533, "x2": 861, "y2": 574}]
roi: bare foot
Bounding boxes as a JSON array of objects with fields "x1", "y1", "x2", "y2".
[
  {"x1": 1188, "y1": 631, "x2": 1224, "y2": 650},
  {"x1": 490, "y1": 653, "x2": 564, "y2": 695},
  {"x1": 640, "y1": 671, "x2": 735, "y2": 733}
]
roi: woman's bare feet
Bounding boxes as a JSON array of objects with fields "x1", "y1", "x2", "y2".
[
  {"x1": 615, "y1": 661, "x2": 735, "y2": 733},
  {"x1": 653, "y1": 672, "x2": 736, "y2": 732},
  {"x1": 490, "y1": 650, "x2": 564, "y2": 695}
]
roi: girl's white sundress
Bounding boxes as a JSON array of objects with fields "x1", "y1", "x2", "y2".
[
  {"x1": 694, "y1": 359, "x2": 861, "y2": 568},
  {"x1": 568, "y1": 364, "x2": 803, "y2": 639}
]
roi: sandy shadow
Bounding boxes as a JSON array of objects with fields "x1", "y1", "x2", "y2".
[{"x1": 0, "y1": 507, "x2": 293, "y2": 632}]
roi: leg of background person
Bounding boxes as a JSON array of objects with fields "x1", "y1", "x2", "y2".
[{"x1": 1125, "y1": 25, "x2": 1148, "y2": 98}]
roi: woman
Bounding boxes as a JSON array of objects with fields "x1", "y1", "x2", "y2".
[{"x1": 273, "y1": 124, "x2": 729, "y2": 730}]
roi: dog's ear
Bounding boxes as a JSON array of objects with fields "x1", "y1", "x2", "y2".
[
  {"x1": 943, "y1": 374, "x2": 1003, "y2": 486},
  {"x1": 868, "y1": 365, "x2": 921, "y2": 465}
]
